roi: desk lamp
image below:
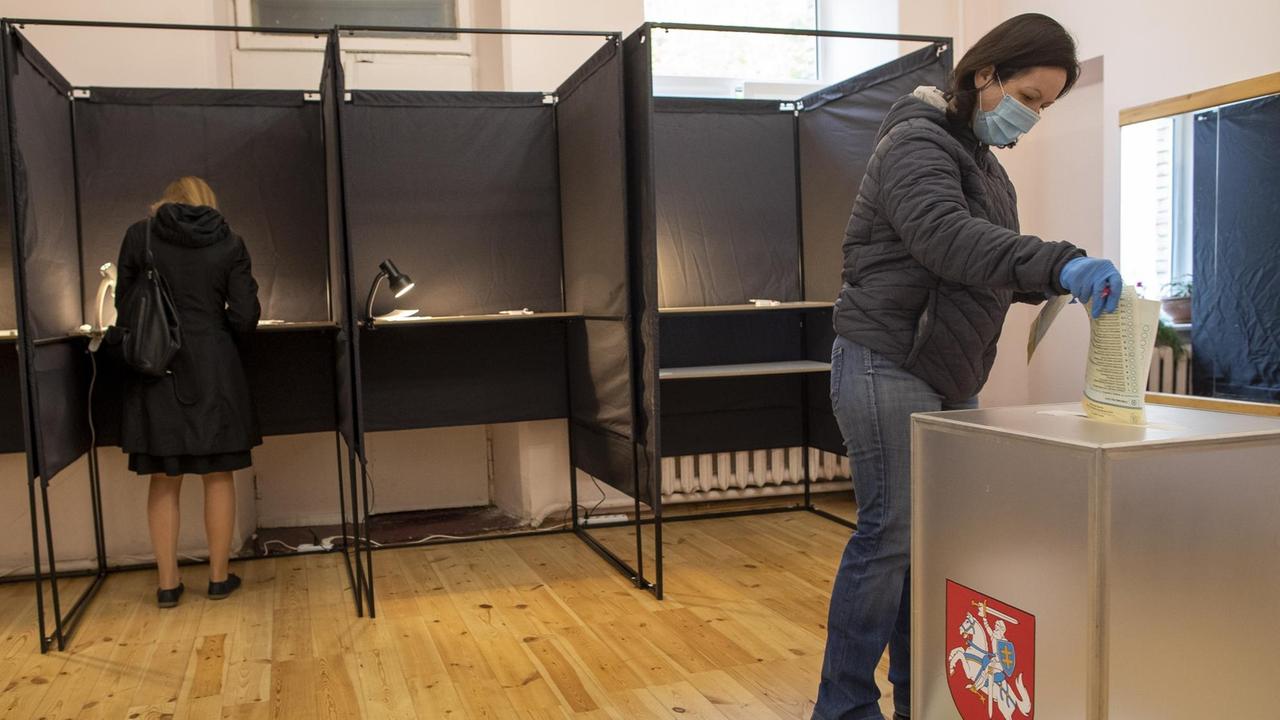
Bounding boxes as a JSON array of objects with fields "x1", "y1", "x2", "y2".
[
  {"x1": 88, "y1": 262, "x2": 117, "y2": 352},
  {"x1": 365, "y1": 259, "x2": 415, "y2": 327}
]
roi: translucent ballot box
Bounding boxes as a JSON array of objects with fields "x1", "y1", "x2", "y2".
[{"x1": 911, "y1": 402, "x2": 1280, "y2": 720}]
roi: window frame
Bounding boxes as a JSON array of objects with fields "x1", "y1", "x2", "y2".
[{"x1": 233, "y1": 0, "x2": 474, "y2": 55}]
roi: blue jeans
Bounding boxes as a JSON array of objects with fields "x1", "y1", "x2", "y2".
[{"x1": 813, "y1": 336, "x2": 976, "y2": 720}]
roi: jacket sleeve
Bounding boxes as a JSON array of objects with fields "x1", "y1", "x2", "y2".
[
  {"x1": 225, "y1": 236, "x2": 261, "y2": 333},
  {"x1": 878, "y1": 127, "x2": 1082, "y2": 294},
  {"x1": 1013, "y1": 291, "x2": 1049, "y2": 306},
  {"x1": 113, "y1": 225, "x2": 139, "y2": 318}
]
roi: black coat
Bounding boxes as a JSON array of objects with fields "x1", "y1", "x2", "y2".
[
  {"x1": 834, "y1": 88, "x2": 1084, "y2": 401},
  {"x1": 114, "y1": 203, "x2": 262, "y2": 457}
]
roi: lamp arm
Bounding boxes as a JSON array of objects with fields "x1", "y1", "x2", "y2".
[
  {"x1": 364, "y1": 271, "x2": 388, "y2": 327},
  {"x1": 93, "y1": 277, "x2": 116, "y2": 332}
]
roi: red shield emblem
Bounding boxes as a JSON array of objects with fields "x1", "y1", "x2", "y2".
[{"x1": 945, "y1": 580, "x2": 1036, "y2": 720}]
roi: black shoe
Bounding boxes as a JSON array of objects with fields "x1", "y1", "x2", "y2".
[
  {"x1": 207, "y1": 573, "x2": 241, "y2": 600},
  {"x1": 157, "y1": 583, "x2": 184, "y2": 609}
]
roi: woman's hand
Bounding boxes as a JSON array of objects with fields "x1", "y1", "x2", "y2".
[{"x1": 1059, "y1": 257, "x2": 1123, "y2": 317}]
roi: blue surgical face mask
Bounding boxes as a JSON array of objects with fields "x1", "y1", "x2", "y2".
[{"x1": 973, "y1": 75, "x2": 1039, "y2": 147}]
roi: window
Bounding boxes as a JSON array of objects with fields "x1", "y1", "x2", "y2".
[
  {"x1": 235, "y1": 0, "x2": 471, "y2": 54},
  {"x1": 1121, "y1": 114, "x2": 1194, "y2": 299},
  {"x1": 644, "y1": 0, "x2": 900, "y2": 99}
]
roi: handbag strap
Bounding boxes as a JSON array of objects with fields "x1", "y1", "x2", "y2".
[{"x1": 144, "y1": 216, "x2": 155, "y2": 268}]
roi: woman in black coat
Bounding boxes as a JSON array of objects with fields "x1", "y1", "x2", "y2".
[{"x1": 114, "y1": 176, "x2": 260, "y2": 607}]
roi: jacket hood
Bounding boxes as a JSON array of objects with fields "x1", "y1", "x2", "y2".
[
  {"x1": 877, "y1": 86, "x2": 982, "y2": 151},
  {"x1": 153, "y1": 203, "x2": 230, "y2": 248}
]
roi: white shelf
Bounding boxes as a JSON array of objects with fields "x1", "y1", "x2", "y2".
[
  {"x1": 660, "y1": 301, "x2": 832, "y2": 315},
  {"x1": 659, "y1": 360, "x2": 831, "y2": 381},
  {"x1": 367, "y1": 311, "x2": 580, "y2": 327},
  {"x1": 256, "y1": 320, "x2": 339, "y2": 332}
]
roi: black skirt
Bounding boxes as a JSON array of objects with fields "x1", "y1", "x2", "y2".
[{"x1": 129, "y1": 451, "x2": 252, "y2": 477}]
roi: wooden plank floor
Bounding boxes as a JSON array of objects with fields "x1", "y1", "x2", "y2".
[{"x1": 0, "y1": 501, "x2": 896, "y2": 719}]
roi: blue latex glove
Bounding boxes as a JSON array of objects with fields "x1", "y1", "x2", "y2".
[{"x1": 1060, "y1": 257, "x2": 1123, "y2": 318}]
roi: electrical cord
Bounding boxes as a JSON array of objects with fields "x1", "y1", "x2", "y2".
[
  {"x1": 319, "y1": 520, "x2": 572, "y2": 551},
  {"x1": 87, "y1": 349, "x2": 98, "y2": 455},
  {"x1": 587, "y1": 474, "x2": 608, "y2": 519}
]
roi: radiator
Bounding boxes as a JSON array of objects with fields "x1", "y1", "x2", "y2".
[
  {"x1": 661, "y1": 448, "x2": 851, "y2": 496},
  {"x1": 1147, "y1": 344, "x2": 1193, "y2": 395}
]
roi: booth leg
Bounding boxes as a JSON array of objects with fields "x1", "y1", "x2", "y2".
[
  {"x1": 358, "y1": 460, "x2": 375, "y2": 618},
  {"x1": 345, "y1": 448, "x2": 365, "y2": 617}
]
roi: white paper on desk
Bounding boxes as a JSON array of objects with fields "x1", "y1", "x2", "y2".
[
  {"x1": 374, "y1": 308, "x2": 421, "y2": 322},
  {"x1": 1027, "y1": 294, "x2": 1071, "y2": 363},
  {"x1": 1081, "y1": 286, "x2": 1161, "y2": 425}
]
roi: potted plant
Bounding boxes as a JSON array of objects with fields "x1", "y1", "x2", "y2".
[
  {"x1": 1160, "y1": 277, "x2": 1193, "y2": 324},
  {"x1": 1156, "y1": 318, "x2": 1187, "y2": 360}
]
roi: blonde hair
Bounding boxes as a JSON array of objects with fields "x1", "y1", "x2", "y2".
[{"x1": 152, "y1": 176, "x2": 218, "y2": 213}]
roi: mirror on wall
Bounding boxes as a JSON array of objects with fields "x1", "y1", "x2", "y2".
[{"x1": 1120, "y1": 75, "x2": 1280, "y2": 403}]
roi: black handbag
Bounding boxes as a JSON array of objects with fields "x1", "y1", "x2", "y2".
[{"x1": 120, "y1": 217, "x2": 182, "y2": 377}]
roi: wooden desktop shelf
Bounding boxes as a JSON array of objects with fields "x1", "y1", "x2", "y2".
[
  {"x1": 256, "y1": 320, "x2": 340, "y2": 332},
  {"x1": 365, "y1": 312, "x2": 580, "y2": 328},
  {"x1": 659, "y1": 360, "x2": 831, "y2": 381},
  {"x1": 660, "y1": 302, "x2": 833, "y2": 316}
]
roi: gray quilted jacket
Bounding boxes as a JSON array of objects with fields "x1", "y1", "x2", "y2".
[{"x1": 833, "y1": 87, "x2": 1083, "y2": 401}]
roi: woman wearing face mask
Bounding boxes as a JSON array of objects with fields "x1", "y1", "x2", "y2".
[{"x1": 814, "y1": 14, "x2": 1121, "y2": 720}]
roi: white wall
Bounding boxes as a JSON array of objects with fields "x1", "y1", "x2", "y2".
[{"x1": 0, "y1": 452, "x2": 256, "y2": 576}]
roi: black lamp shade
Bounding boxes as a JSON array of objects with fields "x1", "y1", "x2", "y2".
[{"x1": 380, "y1": 259, "x2": 414, "y2": 298}]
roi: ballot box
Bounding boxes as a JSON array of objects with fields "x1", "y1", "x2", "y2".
[{"x1": 911, "y1": 402, "x2": 1280, "y2": 720}]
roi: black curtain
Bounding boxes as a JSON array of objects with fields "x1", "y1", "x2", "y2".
[
  {"x1": 74, "y1": 89, "x2": 329, "y2": 323},
  {"x1": 1191, "y1": 95, "x2": 1280, "y2": 402},
  {"x1": 623, "y1": 27, "x2": 660, "y2": 505},
  {"x1": 0, "y1": 341, "x2": 22, "y2": 453},
  {"x1": 653, "y1": 98, "x2": 799, "y2": 308},
  {"x1": 342, "y1": 91, "x2": 563, "y2": 319},
  {"x1": 324, "y1": 37, "x2": 359, "y2": 452},
  {"x1": 798, "y1": 42, "x2": 952, "y2": 305},
  {"x1": 11, "y1": 35, "x2": 79, "y2": 342},
  {"x1": 557, "y1": 40, "x2": 636, "y2": 491},
  {"x1": 4, "y1": 31, "x2": 91, "y2": 480}
]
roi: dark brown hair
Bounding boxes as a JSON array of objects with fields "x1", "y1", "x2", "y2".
[{"x1": 946, "y1": 13, "x2": 1080, "y2": 122}]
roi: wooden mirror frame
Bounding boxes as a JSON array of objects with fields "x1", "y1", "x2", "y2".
[{"x1": 1120, "y1": 71, "x2": 1280, "y2": 126}]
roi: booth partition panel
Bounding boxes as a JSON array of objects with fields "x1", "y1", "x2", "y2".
[
  {"x1": 622, "y1": 28, "x2": 664, "y2": 594},
  {"x1": 323, "y1": 35, "x2": 374, "y2": 617},
  {"x1": 343, "y1": 92, "x2": 563, "y2": 319},
  {"x1": 557, "y1": 38, "x2": 651, "y2": 589},
  {"x1": 75, "y1": 92, "x2": 338, "y2": 446},
  {"x1": 1, "y1": 26, "x2": 105, "y2": 652},
  {"x1": 654, "y1": 98, "x2": 800, "y2": 307},
  {"x1": 73, "y1": 89, "x2": 329, "y2": 323},
  {"x1": 558, "y1": 41, "x2": 635, "y2": 468},
  {"x1": 8, "y1": 33, "x2": 91, "y2": 479},
  {"x1": 798, "y1": 42, "x2": 954, "y2": 304}
]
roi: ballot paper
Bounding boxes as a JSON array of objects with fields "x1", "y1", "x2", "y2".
[
  {"x1": 1027, "y1": 294, "x2": 1071, "y2": 362},
  {"x1": 374, "y1": 308, "x2": 422, "y2": 322},
  {"x1": 1081, "y1": 286, "x2": 1161, "y2": 424}
]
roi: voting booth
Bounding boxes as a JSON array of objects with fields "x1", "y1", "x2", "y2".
[{"x1": 912, "y1": 402, "x2": 1280, "y2": 719}]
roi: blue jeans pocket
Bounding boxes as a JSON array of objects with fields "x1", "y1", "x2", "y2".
[{"x1": 829, "y1": 343, "x2": 845, "y2": 411}]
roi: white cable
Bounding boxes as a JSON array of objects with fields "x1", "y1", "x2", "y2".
[{"x1": 319, "y1": 522, "x2": 570, "y2": 550}]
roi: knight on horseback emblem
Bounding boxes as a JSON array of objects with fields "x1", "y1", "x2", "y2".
[{"x1": 946, "y1": 581, "x2": 1036, "y2": 720}]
